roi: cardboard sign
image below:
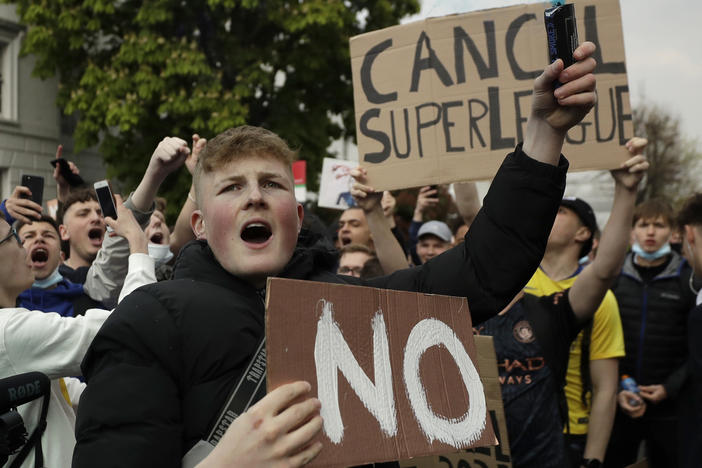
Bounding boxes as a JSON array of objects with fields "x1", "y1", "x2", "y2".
[
  {"x1": 292, "y1": 160, "x2": 307, "y2": 202},
  {"x1": 317, "y1": 157, "x2": 358, "y2": 210},
  {"x1": 266, "y1": 278, "x2": 496, "y2": 468},
  {"x1": 350, "y1": 0, "x2": 632, "y2": 190},
  {"x1": 399, "y1": 336, "x2": 512, "y2": 468}
]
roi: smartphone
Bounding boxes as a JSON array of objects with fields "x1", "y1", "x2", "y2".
[
  {"x1": 544, "y1": 3, "x2": 579, "y2": 82},
  {"x1": 50, "y1": 158, "x2": 85, "y2": 187},
  {"x1": 93, "y1": 180, "x2": 118, "y2": 220},
  {"x1": 20, "y1": 174, "x2": 44, "y2": 207}
]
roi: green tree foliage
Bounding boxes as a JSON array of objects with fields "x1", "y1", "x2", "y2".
[
  {"x1": 7, "y1": 0, "x2": 419, "y2": 220},
  {"x1": 633, "y1": 102, "x2": 702, "y2": 206}
]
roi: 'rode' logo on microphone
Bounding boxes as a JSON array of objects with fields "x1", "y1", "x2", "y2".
[{"x1": 7, "y1": 380, "x2": 42, "y2": 402}]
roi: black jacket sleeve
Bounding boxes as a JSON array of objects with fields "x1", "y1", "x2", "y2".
[
  {"x1": 365, "y1": 145, "x2": 568, "y2": 325},
  {"x1": 663, "y1": 361, "x2": 690, "y2": 399},
  {"x1": 73, "y1": 289, "x2": 184, "y2": 468}
]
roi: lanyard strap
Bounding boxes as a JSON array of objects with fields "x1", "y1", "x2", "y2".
[{"x1": 206, "y1": 338, "x2": 267, "y2": 445}]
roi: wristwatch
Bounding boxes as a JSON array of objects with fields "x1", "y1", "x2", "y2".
[{"x1": 582, "y1": 459, "x2": 603, "y2": 468}]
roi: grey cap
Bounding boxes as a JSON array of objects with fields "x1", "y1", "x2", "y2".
[{"x1": 417, "y1": 220, "x2": 452, "y2": 243}]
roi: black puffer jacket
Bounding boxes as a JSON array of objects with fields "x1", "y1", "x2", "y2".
[
  {"x1": 73, "y1": 147, "x2": 567, "y2": 467},
  {"x1": 613, "y1": 251, "x2": 695, "y2": 404}
]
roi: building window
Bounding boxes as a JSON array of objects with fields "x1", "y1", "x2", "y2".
[{"x1": 0, "y1": 19, "x2": 22, "y2": 122}]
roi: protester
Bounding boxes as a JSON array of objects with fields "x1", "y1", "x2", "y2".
[
  {"x1": 73, "y1": 41, "x2": 598, "y2": 466},
  {"x1": 337, "y1": 207, "x2": 373, "y2": 248},
  {"x1": 524, "y1": 194, "x2": 622, "y2": 468},
  {"x1": 341, "y1": 189, "x2": 410, "y2": 275},
  {"x1": 605, "y1": 199, "x2": 696, "y2": 468},
  {"x1": 0, "y1": 201, "x2": 155, "y2": 468},
  {"x1": 477, "y1": 152, "x2": 648, "y2": 468},
  {"x1": 407, "y1": 185, "x2": 439, "y2": 264},
  {"x1": 416, "y1": 220, "x2": 453, "y2": 264},
  {"x1": 337, "y1": 243, "x2": 376, "y2": 278},
  {"x1": 17, "y1": 215, "x2": 103, "y2": 316},
  {"x1": 453, "y1": 221, "x2": 469, "y2": 246},
  {"x1": 359, "y1": 256, "x2": 384, "y2": 280},
  {"x1": 56, "y1": 189, "x2": 106, "y2": 283},
  {"x1": 144, "y1": 207, "x2": 175, "y2": 280},
  {"x1": 675, "y1": 193, "x2": 702, "y2": 468}
]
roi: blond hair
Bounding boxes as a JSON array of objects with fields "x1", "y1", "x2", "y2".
[{"x1": 193, "y1": 126, "x2": 297, "y2": 203}]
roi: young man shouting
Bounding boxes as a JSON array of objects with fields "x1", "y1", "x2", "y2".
[{"x1": 74, "y1": 42, "x2": 599, "y2": 467}]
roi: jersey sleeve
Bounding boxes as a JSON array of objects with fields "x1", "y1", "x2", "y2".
[{"x1": 588, "y1": 290, "x2": 625, "y2": 360}]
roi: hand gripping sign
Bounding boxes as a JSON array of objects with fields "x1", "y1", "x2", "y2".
[{"x1": 266, "y1": 278, "x2": 496, "y2": 468}]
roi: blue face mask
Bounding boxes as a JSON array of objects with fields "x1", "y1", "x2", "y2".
[
  {"x1": 632, "y1": 242, "x2": 671, "y2": 261},
  {"x1": 33, "y1": 267, "x2": 64, "y2": 289}
]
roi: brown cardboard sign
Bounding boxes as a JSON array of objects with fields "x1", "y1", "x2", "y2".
[
  {"x1": 266, "y1": 278, "x2": 496, "y2": 468},
  {"x1": 399, "y1": 336, "x2": 512, "y2": 468},
  {"x1": 350, "y1": 0, "x2": 632, "y2": 190}
]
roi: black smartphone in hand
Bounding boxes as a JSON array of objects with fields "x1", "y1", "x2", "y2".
[
  {"x1": 20, "y1": 174, "x2": 44, "y2": 207},
  {"x1": 545, "y1": 3, "x2": 579, "y2": 85}
]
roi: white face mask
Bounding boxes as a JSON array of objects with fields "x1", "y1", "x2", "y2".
[
  {"x1": 33, "y1": 267, "x2": 63, "y2": 289},
  {"x1": 148, "y1": 243, "x2": 174, "y2": 267}
]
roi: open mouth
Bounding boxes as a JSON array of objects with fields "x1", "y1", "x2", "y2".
[
  {"x1": 150, "y1": 232, "x2": 164, "y2": 245},
  {"x1": 241, "y1": 222, "x2": 272, "y2": 245},
  {"x1": 30, "y1": 247, "x2": 49, "y2": 268},
  {"x1": 340, "y1": 236, "x2": 352, "y2": 246},
  {"x1": 88, "y1": 228, "x2": 104, "y2": 246}
]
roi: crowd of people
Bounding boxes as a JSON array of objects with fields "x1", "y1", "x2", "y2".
[{"x1": 0, "y1": 39, "x2": 700, "y2": 468}]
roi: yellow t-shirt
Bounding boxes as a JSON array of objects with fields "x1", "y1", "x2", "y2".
[{"x1": 525, "y1": 267, "x2": 625, "y2": 434}]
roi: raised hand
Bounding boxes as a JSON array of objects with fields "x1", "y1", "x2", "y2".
[
  {"x1": 610, "y1": 137, "x2": 649, "y2": 191},
  {"x1": 146, "y1": 137, "x2": 191, "y2": 183},
  {"x1": 52, "y1": 145, "x2": 82, "y2": 202},
  {"x1": 531, "y1": 41, "x2": 597, "y2": 133},
  {"x1": 5, "y1": 186, "x2": 42, "y2": 223},
  {"x1": 104, "y1": 195, "x2": 148, "y2": 254},
  {"x1": 186, "y1": 134, "x2": 207, "y2": 176},
  {"x1": 524, "y1": 41, "x2": 598, "y2": 163},
  {"x1": 413, "y1": 186, "x2": 438, "y2": 222},
  {"x1": 350, "y1": 167, "x2": 382, "y2": 213}
]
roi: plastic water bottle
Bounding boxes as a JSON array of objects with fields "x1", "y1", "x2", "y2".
[{"x1": 620, "y1": 375, "x2": 641, "y2": 407}]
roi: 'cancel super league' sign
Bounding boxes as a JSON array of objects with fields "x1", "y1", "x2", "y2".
[
  {"x1": 266, "y1": 278, "x2": 495, "y2": 468},
  {"x1": 350, "y1": 0, "x2": 632, "y2": 191}
]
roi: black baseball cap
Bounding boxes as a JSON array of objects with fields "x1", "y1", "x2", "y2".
[{"x1": 560, "y1": 197, "x2": 598, "y2": 257}]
